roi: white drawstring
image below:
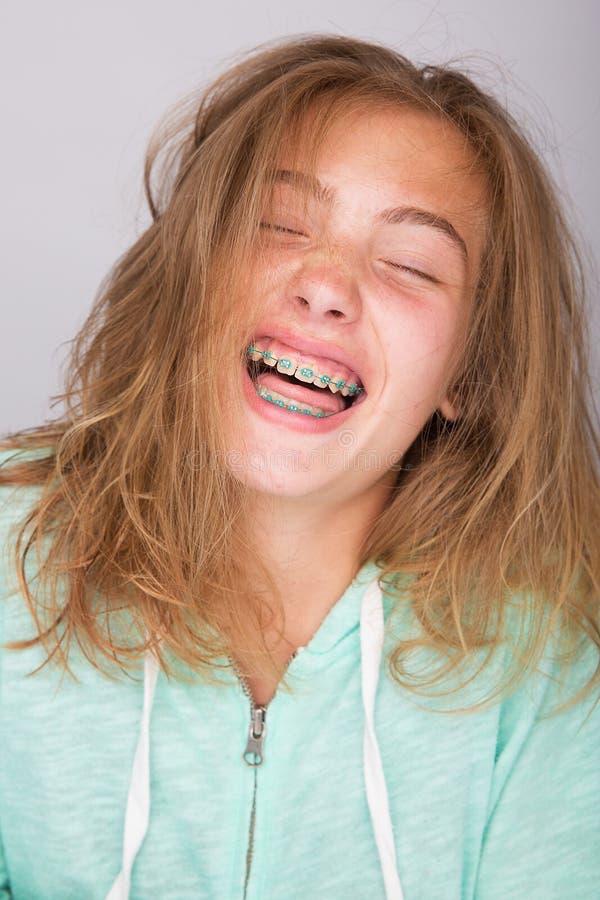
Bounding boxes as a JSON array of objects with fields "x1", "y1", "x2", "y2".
[
  {"x1": 360, "y1": 578, "x2": 405, "y2": 899},
  {"x1": 106, "y1": 577, "x2": 404, "y2": 899},
  {"x1": 105, "y1": 649, "x2": 160, "y2": 900}
]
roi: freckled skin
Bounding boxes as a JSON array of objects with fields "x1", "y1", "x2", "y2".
[{"x1": 228, "y1": 105, "x2": 488, "y2": 505}]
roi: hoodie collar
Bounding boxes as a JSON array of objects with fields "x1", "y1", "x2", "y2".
[{"x1": 105, "y1": 563, "x2": 406, "y2": 900}]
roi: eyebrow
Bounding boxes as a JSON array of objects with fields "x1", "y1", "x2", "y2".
[
  {"x1": 273, "y1": 168, "x2": 335, "y2": 203},
  {"x1": 377, "y1": 206, "x2": 468, "y2": 263},
  {"x1": 272, "y1": 168, "x2": 469, "y2": 263}
]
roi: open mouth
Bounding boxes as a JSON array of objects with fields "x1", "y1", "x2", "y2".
[{"x1": 246, "y1": 341, "x2": 365, "y2": 419}]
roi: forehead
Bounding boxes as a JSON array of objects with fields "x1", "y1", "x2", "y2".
[
  {"x1": 283, "y1": 102, "x2": 486, "y2": 194},
  {"x1": 277, "y1": 103, "x2": 489, "y2": 267}
]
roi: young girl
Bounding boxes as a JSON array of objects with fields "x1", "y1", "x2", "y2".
[{"x1": 0, "y1": 34, "x2": 598, "y2": 900}]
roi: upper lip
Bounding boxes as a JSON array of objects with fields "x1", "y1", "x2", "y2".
[{"x1": 253, "y1": 325, "x2": 366, "y2": 387}]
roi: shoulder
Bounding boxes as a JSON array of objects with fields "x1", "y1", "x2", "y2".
[
  {"x1": 475, "y1": 606, "x2": 600, "y2": 898},
  {"x1": 0, "y1": 446, "x2": 52, "y2": 585},
  {"x1": 501, "y1": 585, "x2": 599, "y2": 714},
  {"x1": 0, "y1": 446, "x2": 58, "y2": 655},
  {"x1": 383, "y1": 573, "x2": 599, "y2": 723},
  {"x1": 0, "y1": 445, "x2": 55, "y2": 518},
  {"x1": 0, "y1": 445, "x2": 138, "y2": 684}
]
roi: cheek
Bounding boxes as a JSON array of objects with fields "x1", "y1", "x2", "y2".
[
  {"x1": 251, "y1": 256, "x2": 298, "y2": 303},
  {"x1": 380, "y1": 304, "x2": 462, "y2": 405}
]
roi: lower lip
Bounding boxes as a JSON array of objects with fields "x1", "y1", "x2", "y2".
[{"x1": 242, "y1": 364, "x2": 367, "y2": 434}]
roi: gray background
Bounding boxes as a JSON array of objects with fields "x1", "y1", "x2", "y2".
[{"x1": 1, "y1": 0, "x2": 598, "y2": 434}]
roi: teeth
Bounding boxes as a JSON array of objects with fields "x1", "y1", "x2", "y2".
[
  {"x1": 248, "y1": 344, "x2": 363, "y2": 397},
  {"x1": 255, "y1": 384, "x2": 335, "y2": 418},
  {"x1": 312, "y1": 369, "x2": 333, "y2": 390},
  {"x1": 327, "y1": 373, "x2": 345, "y2": 394},
  {"x1": 294, "y1": 363, "x2": 317, "y2": 384},
  {"x1": 276, "y1": 354, "x2": 300, "y2": 376}
]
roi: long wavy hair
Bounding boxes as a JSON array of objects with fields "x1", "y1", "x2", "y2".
[{"x1": 1, "y1": 34, "x2": 598, "y2": 713}]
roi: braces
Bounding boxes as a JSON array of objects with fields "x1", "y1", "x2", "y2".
[
  {"x1": 255, "y1": 386, "x2": 331, "y2": 418},
  {"x1": 247, "y1": 345, "x2": 363, "y2": 396}
]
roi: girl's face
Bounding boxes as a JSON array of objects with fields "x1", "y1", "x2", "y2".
[{"x1": 228, "y1": 104, "x2": 487, "y2": 503}]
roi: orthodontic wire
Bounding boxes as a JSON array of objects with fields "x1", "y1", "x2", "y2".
[{"x1": 247, "y1": 345, "x2": 363, "y2": 395}]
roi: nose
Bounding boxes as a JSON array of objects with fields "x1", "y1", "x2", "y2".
[{"x1": 287, "y1": 257, "x2": 362, "y2": 323}]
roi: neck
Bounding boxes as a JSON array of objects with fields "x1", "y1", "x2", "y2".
[{"x1": 246, "y1": 475, "x2": 394, "y2": 647}]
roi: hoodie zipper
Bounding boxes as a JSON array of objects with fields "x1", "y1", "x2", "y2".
[
  {"x1": 233, "y1": 663, "x2": 266, "y2": 899},
  {"x1": 243, "y1": 705, "x2": 267, "y2": 766},
  {"x1": 231, "y1": 652, "x2": 299, "y2": 898},
  {"x1": 241, "y1": 706, "x2": 264, "y2": 894}
]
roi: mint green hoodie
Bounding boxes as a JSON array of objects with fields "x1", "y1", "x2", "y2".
[{"x1": 0, "y1": 449, "x2": 598, "y2": 899}]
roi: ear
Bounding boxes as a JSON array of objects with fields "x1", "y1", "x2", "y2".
[{"x1": 438, "y1": 393, "x2": 460, "y2": 422}]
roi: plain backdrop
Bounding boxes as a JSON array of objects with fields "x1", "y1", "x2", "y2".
[{"x1": 1, "y1": 0, "x2": 598, "y2": 434}]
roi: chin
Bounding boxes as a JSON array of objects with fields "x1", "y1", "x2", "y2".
[
  {"x1": 226, "y1": 449, "x2": 334, "y2": 498},
  {"x1": 226, "y1": 434, "x2": 395, "y2": 505}
]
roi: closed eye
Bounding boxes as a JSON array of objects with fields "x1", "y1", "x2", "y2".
[
  {"x1": 384, "y1": 260, "x2": 438, "y2": 284},
  {"x1": 260, "y1": 221, "x2": 306, "y2": 236}
]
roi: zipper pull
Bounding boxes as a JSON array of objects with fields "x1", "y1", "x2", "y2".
[{"x1": 243, "y1": 706, "x2": 267, "y2": 766}]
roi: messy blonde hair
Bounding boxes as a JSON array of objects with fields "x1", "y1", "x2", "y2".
[{"x1": 1, "y1": 34, "x2": 598, "y2": 713}]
